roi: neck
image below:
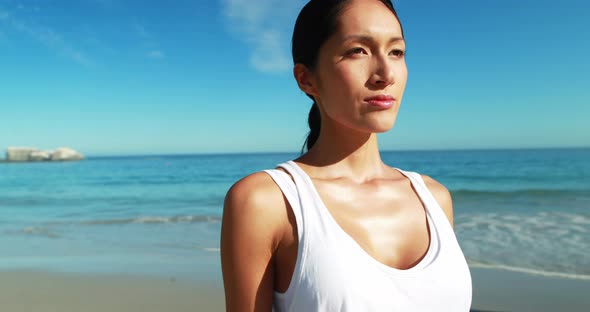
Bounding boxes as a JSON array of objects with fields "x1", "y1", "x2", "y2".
[{"x1": 297, "y1": 119, "x2": 387, "y2": 182}]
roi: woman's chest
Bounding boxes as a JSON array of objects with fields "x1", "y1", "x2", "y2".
[{"x1": 313, "y1": 179, "x2": 432, "y2": 270}]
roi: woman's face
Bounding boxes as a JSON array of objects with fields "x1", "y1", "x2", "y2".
[{"x1": 311, "y1": 0, "x2": 407, "y2": 133}]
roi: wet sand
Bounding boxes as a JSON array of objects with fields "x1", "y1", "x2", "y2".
[
  {"x1": 0, "y1": 270, "x2": 225, "y2": 312},
  {"x1": 470, "y1": 267, "x2": 590, "y2": 311},
  {"x1": 1, "y1": 267, "x2": 588, "y2": 311}
]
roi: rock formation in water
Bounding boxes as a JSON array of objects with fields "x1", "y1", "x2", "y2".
[{"x1": 5, "y1": 147, "x2": 84, "y2": 162}]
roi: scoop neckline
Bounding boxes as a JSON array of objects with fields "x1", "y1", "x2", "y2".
[{"x1": 285, "y1": 160, "x2": 438, "y2": 276}]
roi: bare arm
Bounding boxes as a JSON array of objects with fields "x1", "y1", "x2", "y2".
[
  {"x1": 421, "y1": 175, "x2": 454, "y2": 228},
  {"x1": 220, "y1": 173, "x2": 284, "y2": 312}
]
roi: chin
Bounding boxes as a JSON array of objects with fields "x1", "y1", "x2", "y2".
[
  {"x1": 373, "y1": 125, "x2": 394, "y2": 133},
  {"x1": 362, "y1": 123, "x2": 395, "y2": 134},
  {"x1": 366, "y1": 116, "x2": 397, "y2": 133}
]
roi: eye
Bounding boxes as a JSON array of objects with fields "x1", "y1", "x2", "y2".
[
  {"x1": 390, "y1": 49, "x2": 406, "y2": 57},
  {"x1": 347, "y1": 47, "x2": 367, "y2": 56}
]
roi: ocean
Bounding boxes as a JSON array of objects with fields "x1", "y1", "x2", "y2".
[{"x1": 0, "y1": 148, "x2": 588, "y2": 282}]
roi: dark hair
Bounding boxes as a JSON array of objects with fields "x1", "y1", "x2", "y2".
[{"x1": 292, "y1": 0, "x2": 403, "y2": 152}]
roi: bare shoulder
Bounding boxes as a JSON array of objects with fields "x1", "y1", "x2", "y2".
[
  {"x1": 221, "y1": 171, "x2": 289, "y2": 311},
  {"x1": 223, "y1": 171, "x2": 288, "y2": 231},
  {"x1": 420, "y1": 174, "x2": 454, "y2": 228},
  {"x1": 225, "y1": 171, "x2": 284, "y2": 208}
]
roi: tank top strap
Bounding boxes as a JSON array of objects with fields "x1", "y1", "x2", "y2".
[
  {"x1": 395, "y1": 170, "x2": 430, "y2": 196},
  {"x1": 263, "y1": 167, "x2": 303, "y2": 241},
  {"x1": 276, "y1": 161, "x2": 325, "y2": 220},
  {"x1": 395, "y1": 169, "x2": 453, "y2": 229}
]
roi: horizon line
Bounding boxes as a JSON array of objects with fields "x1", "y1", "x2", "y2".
[
  {"x1": 2, "y1": 146, "x2": 589, "y2": 161},
  {"x1": 82, "y1": 145, "x2": 590, "y2": 159}
]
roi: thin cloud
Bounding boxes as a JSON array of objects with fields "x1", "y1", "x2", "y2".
[
  {"x1": 221, "y1": 0, "x2": 306, "y2": 74},
  {"x1": 147, "y1": 50, "x2": 164, "y2": 59},
  {"x1": 250, "y1": 30, "x2": 290, "y2": 73},
  {"x1": 133, "y1": 19, "x2": 165, "y2": 60},
  {"x1": 134, "y1": 21, "x2": 149, "y2": 39},
  {"x1": 0, "y1": 8, "x2": 92, "y2": 66}
]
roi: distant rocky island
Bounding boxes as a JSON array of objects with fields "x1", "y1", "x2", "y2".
[{"x1": 2, "y1": 147, "x2": 84, "y2": 162}]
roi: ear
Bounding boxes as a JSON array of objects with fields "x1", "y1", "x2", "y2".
[{"x1": 293, "y1": 63, "x2": 319, "y2": 97}]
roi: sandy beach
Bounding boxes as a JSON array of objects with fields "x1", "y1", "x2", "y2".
[
  {"x1": 1, "y1": 267, "x2": 588, "y2": 311},
  {"x1": 0, "y1": 270, "x2": 225, "y2": 312},
  {"x1": 470, "y1": 267, "x2": 590, "y2": 311}
]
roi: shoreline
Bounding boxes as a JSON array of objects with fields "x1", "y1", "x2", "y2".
[{"x1": 1, "y1": 267, "x2": 589, "y2": 312}]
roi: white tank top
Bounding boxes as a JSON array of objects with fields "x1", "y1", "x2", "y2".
[{"x1": 263, "y1": 160, "x2": 472, "y2": 312}]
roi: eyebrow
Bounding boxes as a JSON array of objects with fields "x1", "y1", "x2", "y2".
[{"x1": 342, "y1": 34, "x2": 404, "y2": 45}]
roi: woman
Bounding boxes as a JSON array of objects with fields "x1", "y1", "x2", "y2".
[{"x1": 221, "y1": 0, "x2": 472, "y2": 311}]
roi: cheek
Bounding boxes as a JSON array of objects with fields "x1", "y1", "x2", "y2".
[
  {"x1": 319, "y1": 67, "x2": 367, "y2": 112},
  {"x1": 317, "y1": 65, "x2": 356, "y2": 100},
  {"x1": 338, "y1": 64, "x2": 367, "y2": 87},
  {"x1": 324, "y1": 66, "x2": 363, "y2": 101}
]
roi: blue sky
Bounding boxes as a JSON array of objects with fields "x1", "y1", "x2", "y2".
[{"x1": 1, "y1": 0, "x2": 588, "y2": 156}]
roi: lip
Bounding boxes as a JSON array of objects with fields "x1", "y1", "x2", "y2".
[{"x1": 364, "y1": 95, "x2": 396, "y2": 109}]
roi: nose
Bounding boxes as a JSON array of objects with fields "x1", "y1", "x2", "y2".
[{"x1": 369, "y1": 55, "x2": 396, "y2": 88}]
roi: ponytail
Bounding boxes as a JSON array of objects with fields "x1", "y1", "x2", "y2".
[{"x1": 302, "y1": 101, "x2": 321, "y2": 152}]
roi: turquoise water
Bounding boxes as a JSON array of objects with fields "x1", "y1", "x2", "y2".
[{"x1": 0, "y1": 149, "x2": 588, "y2": 280}]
